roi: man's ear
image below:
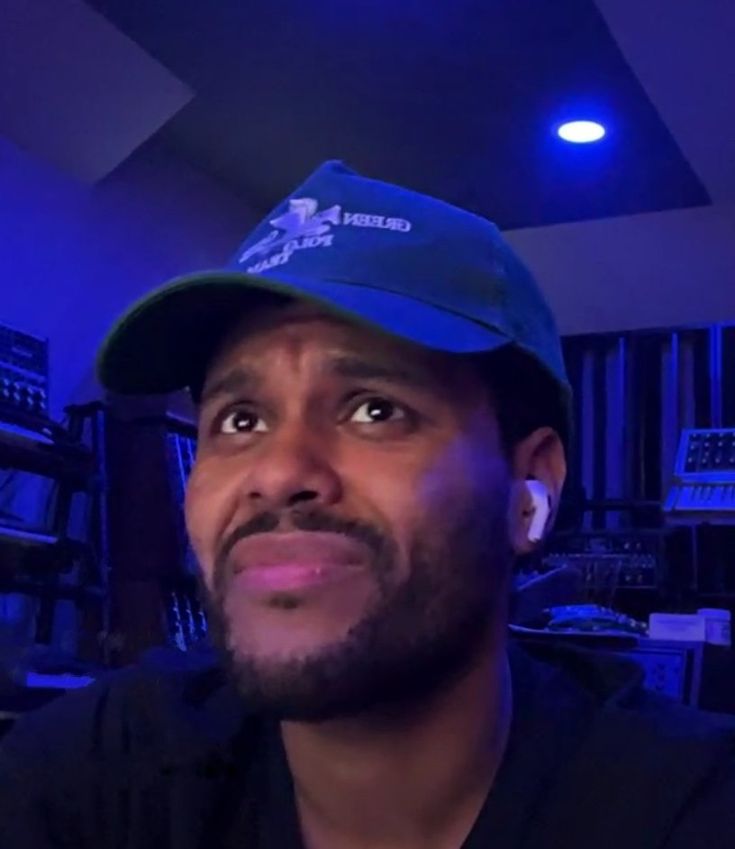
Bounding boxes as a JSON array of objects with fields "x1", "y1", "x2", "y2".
[{"x1": 507, "y1": 427, "x2": 567, "y2": 556}]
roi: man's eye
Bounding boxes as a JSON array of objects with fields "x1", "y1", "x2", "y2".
[
  {"x1": 218, "y1": 409, "x2": 267, "y2": 435},
  {"x1": 350, "y1": 398, "x2": 407, "y2": 424}
]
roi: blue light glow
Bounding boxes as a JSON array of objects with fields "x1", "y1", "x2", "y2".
[{"x1": 557, "y1": 120, "x2": 606, "y2": 143}]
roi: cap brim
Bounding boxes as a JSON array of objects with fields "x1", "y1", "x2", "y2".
[{"x1": 96, "y1": 270, "x2": 512, "y2": 395}]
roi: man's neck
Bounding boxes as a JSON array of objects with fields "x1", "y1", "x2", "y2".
[{"x1": 280, "y1": 636, "x2": 512, "y2": 849}]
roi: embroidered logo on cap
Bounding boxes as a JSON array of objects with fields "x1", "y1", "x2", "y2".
[{"x1": 238, "y1": 197, "x2": 412, "y2": 274}]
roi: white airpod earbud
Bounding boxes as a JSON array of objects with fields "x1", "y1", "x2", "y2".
[{"x1": 525, "y1": 479, "x2": 551, "y2": 544}]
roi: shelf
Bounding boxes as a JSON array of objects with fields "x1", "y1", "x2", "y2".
[
  {"x1": 0, "y1": 573, "x2": 104, "y2": 600},
  {"x1": 0, "y1": 419, "x2": 94, "y2": 487}
]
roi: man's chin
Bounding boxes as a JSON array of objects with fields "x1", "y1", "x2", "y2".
[
  {"x1": 221, "y1": 583, "x2": 378, "y2": 656},
  {"x1": 218, "y1": 617, "x2": 488, "y2": 724},
  {"x1": 220, "y1": 651, "x2": 374, "y2": 722},
  {"x1": 224, "y1": 619, "x2": 359, "y2": 669}
]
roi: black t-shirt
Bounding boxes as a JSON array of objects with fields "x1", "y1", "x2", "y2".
[
  {"x1": 208, "y1": 644, "x2": 598, "y2": 849},
  {"x1": 1, "y1": 642, "x2": 734, "y2": 848}
]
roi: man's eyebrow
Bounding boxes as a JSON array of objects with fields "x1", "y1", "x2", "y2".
[
  {"x1": 328, "y1": 355, "x2": 436, "y2": 391},
  {"x1": 200, "y1": 367, "x2": 260, "y2": 404},
  {"x1": 199, "y1": 356, "x2": 437, "y2": 404}
]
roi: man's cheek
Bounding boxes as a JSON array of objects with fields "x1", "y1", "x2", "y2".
[
  {"x1": 184, "y1": 495, "x2": 204, "y2": 556},
  {"x1": 412, "y1": 462, "x2": 468, "y2": 520},
  {"x1": 185, "y1": 479, "x2": 216, "y2": 580}
]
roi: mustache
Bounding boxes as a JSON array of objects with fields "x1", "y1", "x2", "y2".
[{"x1": 213, "y1": 507, "x2": 388, "y2": 586}]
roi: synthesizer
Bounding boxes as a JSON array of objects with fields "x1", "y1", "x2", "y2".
[{"x1": 664, "y1": 428, "x2": 735, "y2": 524}]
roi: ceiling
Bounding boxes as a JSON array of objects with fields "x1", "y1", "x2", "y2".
[{"x1": 85, "y1": 0, "x2": 712, "y2": 230}]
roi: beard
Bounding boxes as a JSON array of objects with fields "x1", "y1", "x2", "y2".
[{"x1": 198, "y1": 488, "x2": 512, "y2": 722}]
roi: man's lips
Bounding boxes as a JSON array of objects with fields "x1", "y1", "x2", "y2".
[
  {"x1": 227, "y1": 531, "x2": 367, "y2": 593},
  {"x1": 236, "y1": 562, "x2": 365, "y2": 592}
]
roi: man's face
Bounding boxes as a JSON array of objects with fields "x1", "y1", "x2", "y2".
[{"x1": 185, "y1": 302, "x2": 515, "y2": 720}]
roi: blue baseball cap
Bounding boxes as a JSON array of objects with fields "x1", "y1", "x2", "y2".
[{"x1": 97, "y1": 160, "x2": 570, "y2": 423}]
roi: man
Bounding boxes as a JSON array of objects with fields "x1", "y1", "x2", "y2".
[{"x1": 1, "y1": 161, "x2": 734, "y2": 849}]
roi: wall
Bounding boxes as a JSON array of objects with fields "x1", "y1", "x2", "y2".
[
  {"x1": 506, "y1": 204, "x2": 735, "y2": 335},
  {"x1": 0, "y1": 136, "x2": 258, "y2": 415}
]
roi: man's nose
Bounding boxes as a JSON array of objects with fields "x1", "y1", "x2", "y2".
[{"x1": 242, "y1": 424, "x2": 343, "y2": 511}]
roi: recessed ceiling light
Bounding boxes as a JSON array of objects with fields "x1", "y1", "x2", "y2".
[{"x1": 557, "y1": 120, "x2": 606, "y2": 143}]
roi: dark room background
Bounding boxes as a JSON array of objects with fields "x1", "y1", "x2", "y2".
[{"x1": 1, "y1": 0, "x2": 734, "y2": 711}]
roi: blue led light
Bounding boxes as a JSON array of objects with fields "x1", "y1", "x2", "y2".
[{"x1": 557, "y1": 120, "x2": 606, "y2": 143}]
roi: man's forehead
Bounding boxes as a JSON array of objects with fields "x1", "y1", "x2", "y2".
[
  {"x1": 226, "y1": 298, "x2": 359, "y2": 342},
  {"x1": 199, "y1": 297, "x2": 483, "y2": 400},
  {"x1": 215, "y1": 297, "x2": 410, "y2": 364}
]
